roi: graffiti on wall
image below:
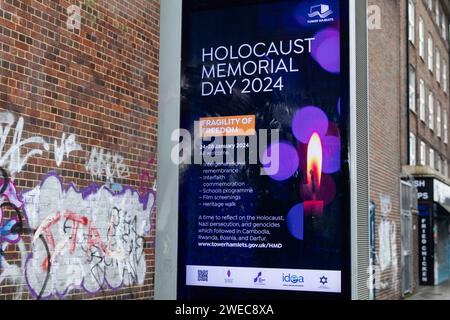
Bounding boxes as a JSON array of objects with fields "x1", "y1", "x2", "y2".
[
  {"x1": 22, "y1": 173, "x2": 154, "y2": 298},
  {"x1": 0, "y1": 167, "x2": 45, "y2": 299},
  {"x1": 0, "y1": 112, "x2": 50, "y2": 177},
  {"x1": 86, "y1": 148, "x2": 131, "y2": 183},
  {"x1": 0, "y1": 111, "x2": 131, "y2": 182},
  {"x1": 54, "y1": 133, "x2": 83, "y2": 167},
  {"x1": 0, "y1": 112, "x2": 82, "y2": 176},
  {"x1": 0, "y1": 240, "x2": 28, "y2": 299},
  {"x1": 138, "y1": 157, "x2": 156, "y2": 195},
  {"x1": 377, "y1": 194, "x2": 398, "y2": 292},
  {"x1": 0, "y1": 112, "x2": 155, "y2": 299}
]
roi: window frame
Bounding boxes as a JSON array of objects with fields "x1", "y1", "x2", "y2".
[
  {"x1": 409, "y1": 132, "x2": 416, "y2": 166},
  {"x1": 436, "y1": 1, "x2": 440, "y2": 26},
  {"x1": 430, "y1": 148, "x2": 435, "y2": 169},
  {"x1": 444, "y1": 61, "x2": 448, "y2": 93},
  {"x1": 444, "y1": 109, "x2": 448, "y2": 144},
  {"x1": 428, "y1": 35, "x2": 434, "y2": 72},
  {"x1": 429, "y1": 91, "x2": 434, "y2": 130},
  {"x1": 409, "y1": 0, "x2": 416, "y2": 44},
  {"x1": 420, "y1": 79, "x2": 426, "y2": 121},
  {"x1": 409, "y1": 65, "x2": 416, "y2": 112},
  {"x1": 419, "y1": 16, "x2": 425, "y2": 58},
  {"x1": 436, "y1": 48, "x2": 441, "y2": 83},
  {"x1": 420, "y1": 140, "x2": 427, "y2": 166},
  {"x1": 437, "y1": 102, "x2": 442, "y2": 137}
]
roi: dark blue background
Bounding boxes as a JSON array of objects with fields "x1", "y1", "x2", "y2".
[{"x1": 178, "y1": 0, "x2": 351, "y2": 300}]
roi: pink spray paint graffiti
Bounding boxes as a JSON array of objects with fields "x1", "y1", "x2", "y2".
[
  {"x1": 0, "y1": 168, "x2": 24, "y2": 244},
  {"x1": 138, "y1": 157, "x2": 156, "y2": 196}
]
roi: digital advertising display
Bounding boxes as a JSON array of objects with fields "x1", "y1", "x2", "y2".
[{"x1": 178, "y1": 0, "x2": 351, "y2": 299}]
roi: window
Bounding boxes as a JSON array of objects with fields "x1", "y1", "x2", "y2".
[
  {"x1": 420, "y1": 79, "x2": 426, "y2": 121},
  {"x1": 437, "y1": 102, "x2": 441, "y2": 137},
  {"x1": 444, "y1": 159, "x2": 448, "y2": 177},
  {"x1": 444, "y1": 110, "x2": 448, "y2": 144},
  {"x1": 437, "y1": 157, "x2": 442, "y2": 173},
  {"x1": 430, "y1": 148, "x2": 435, "y2": 169},
  {"x1": 409, "y1": 66, "x2": 416, "y2": 112},
  {"x1": 419, "y1": 17, "x2": 425, "y2": 57},
  {"x1": 409, "y1": 132, "x2": 416, "y2": 166},
  {"x1": 444, "y1": 61, "x2": 448, "y2": 93},
  {"x1": 442, "y1": 15, "x2": 447, "y2": 40},
  {"x1": 428, "y1": 0, "x2": 433, "y2": 11},
  {"x1": 436, "y1": 1, "x2": 440, "y2": 26},
  {"x1": 436, "y1": 49, "x2": 441, "y2": 83},
  {"x1": 409, "y1": 0, "x2": 415, "y2": 44},
  {"x1": 429, "y1": 91, "x2": 434, "y2": 130},
  {"x1": 420, "y1": 141, "x2": 426, "y2": 166},
  {"x1": 428, "y1": 35, "x2": 434, "y2": 72}
]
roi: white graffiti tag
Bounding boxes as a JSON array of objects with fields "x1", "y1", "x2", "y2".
[
  {"x1": 86, "y1": 148, "x2": 130, "y2": 183},
  {"x1": 0, "y1": 112, "x2": 50, "y2": 176},
  {"x1": 54, "y1": 133, "x2": 82, "y2": 167},
  {"x1": 0, "y1": 112, "x2": 83, "y2": 175}
]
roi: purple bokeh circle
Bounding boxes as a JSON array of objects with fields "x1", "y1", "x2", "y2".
[
  {"x1": 286, "y1": 203, "x2": 304, "y2": 240},
  {"x1": 311, "y1": 28, "x2": 340, "y2": 74},
  {"x1": 292, "y1": 106, "x2": 329, "y2": 144},
  {"x1": 262, "y1": 142, "x2": 299, "y2": 181}
]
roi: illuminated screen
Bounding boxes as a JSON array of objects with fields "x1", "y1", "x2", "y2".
[{"x1": 178, "y1": 0, "x2": 351, "y2": 300}]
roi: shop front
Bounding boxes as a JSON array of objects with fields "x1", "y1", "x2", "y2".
[{"x1": 415, "y1": 177, "x2": 450, "y2": 286}]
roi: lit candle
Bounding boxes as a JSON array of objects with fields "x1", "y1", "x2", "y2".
[{"x1": 304, "y1": 132, "x2": 324, "y2": 216}]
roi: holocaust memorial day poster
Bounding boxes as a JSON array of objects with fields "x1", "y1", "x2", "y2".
[{"x1": 178, "y1": 0, "x2": 351, "y2": 299}]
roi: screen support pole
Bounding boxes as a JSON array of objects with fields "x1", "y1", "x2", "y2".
[
  {"x1": 350, "y1": 0, "x2": 370, "y2": 300},
  {"x1": 155, "y1": 0, "x2": 182, "y2": 300}
]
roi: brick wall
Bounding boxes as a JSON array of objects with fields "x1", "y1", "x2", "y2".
[
  {"x1": 0, "y1": 0, "x2": 159, "y2": 300},
  {"x1": 368, "y1": 0, "x2": 405, "y2": 300}
]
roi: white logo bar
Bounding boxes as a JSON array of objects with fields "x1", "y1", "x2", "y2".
[{"x1": 186, "y1": 265, "x2": 341, "y2": 293}]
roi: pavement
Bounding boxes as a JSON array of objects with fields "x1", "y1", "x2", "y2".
[{"x1": 408, "y1": 281, "x2": 450, "y2": 300}]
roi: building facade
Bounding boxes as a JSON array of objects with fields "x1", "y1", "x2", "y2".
[
  {"x1": 405, "y1": 0, "x2": 450, "y2": 288},
  {"x1": 369, "y1": 0, "x2": 450, "y2": 300},
  {"x1": 0, "y1": 0, "x2": 159, "y2": 299}
]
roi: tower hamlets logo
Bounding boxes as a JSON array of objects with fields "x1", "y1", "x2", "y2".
[{"x1": 308, "y1": 4, "x2": 333, "y2": 19}]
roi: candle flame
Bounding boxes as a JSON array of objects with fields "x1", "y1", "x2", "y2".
[{"x1": 307, "y1": 132, "x2": 323, "y2": 193}]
